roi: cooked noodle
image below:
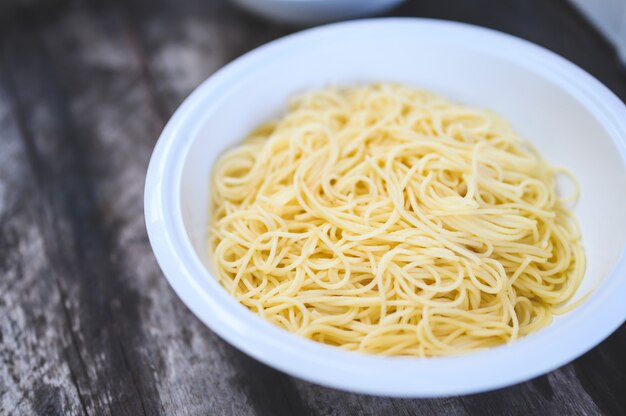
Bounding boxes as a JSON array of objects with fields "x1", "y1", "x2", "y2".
[{"x1": 208, "y1": 84, "x2": 585, "y2": 357}]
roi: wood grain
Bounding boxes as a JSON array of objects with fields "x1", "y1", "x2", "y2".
[{"x1": 0, "y1": 0, "x2": 625, "y2": 415}]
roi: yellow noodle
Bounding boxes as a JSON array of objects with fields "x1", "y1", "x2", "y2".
[{"x1": 208, "y1": 84, "x2": 585, "y2": 357}]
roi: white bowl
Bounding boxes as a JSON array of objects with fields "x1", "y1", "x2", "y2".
[
  {"x1": 144, "y1": 18, "x2": 626, "y2": 397},
  {"x1": 231, "y1": 0, "x2": 405, "y2": 25}
]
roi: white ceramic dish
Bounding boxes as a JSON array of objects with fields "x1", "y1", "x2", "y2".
[
  {"x1": 144, "y1": 19, "x2": 626, "y2": 397},
  {"x1": 231, "y1": 0, "x2": 405, "y2": 25}
]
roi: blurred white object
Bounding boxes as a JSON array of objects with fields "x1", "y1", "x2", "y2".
[
  {"x1": 569, "y1": 0, "x2": 626, "y2": 64},
  {"x1": 231, "y1": 0, "x2": 405, "y2": 25}
]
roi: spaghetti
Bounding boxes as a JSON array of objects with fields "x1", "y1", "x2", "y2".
[{"x1": 208, "y1": 84, "x2": 585, "y2": 357}]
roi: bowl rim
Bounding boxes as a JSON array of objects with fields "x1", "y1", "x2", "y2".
[{"x1": 144, "y1": 17, "x2": 626, "y2": 397}]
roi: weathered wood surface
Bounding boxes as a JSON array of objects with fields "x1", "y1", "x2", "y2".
[{"x1": 0, "y1": 0, "x2": 625, "y2": 415}]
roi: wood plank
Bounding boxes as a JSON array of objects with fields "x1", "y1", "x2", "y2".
[
  {"x1": 572, "y1": 331, "x2": 626, "y2": 415},
  {"x1": 4, "y1": 3, "x2": 305, "y2": 415},
  {"x1": 0, "y1": 36, "x2": 86, "y2": 416},
  {"x1": 1, "y1": 24, "x2": 160, "y2": 416},
  {"x1": 0, "y1": 0, "x2": 624, "y2": 414}
]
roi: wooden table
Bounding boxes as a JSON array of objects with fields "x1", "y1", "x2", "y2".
[{"x1": 1, "y1": 0, "x2": 625, "y2": 414}]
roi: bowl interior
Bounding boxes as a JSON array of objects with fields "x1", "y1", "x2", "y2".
[{"x1": 180, "y1": 24, "x2": 626, "y2": 310}]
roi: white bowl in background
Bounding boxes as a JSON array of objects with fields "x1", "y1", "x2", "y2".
[
  {"x1": 144, "y1": 19, "x2": 626, "y2": 397},
  {"x1": 233, "y1": 0, "x2": 404, "y2": 25},
  {"x1": 231, "y1": 0, "x2": 405, "y2": 25}
]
